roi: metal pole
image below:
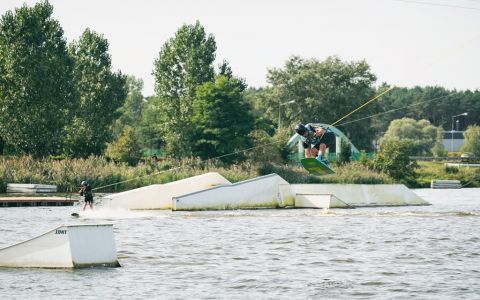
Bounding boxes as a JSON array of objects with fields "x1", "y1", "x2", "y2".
[
  {"x1": 451, "y1": 116, "x2": 454, "y2": 152},
  {"x1": 450, "y1": 112, "x2": 468, "y2": 153}
]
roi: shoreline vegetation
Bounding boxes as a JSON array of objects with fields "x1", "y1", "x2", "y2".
[{"x1": 1, "y1": 156, "x2": 478, "y2": 194}]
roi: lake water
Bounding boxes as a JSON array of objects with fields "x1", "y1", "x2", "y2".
[{"x1": 0, "y1": 188, "x2": 479, "y2": 299}]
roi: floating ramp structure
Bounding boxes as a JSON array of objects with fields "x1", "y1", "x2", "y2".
[
  {"x1": 102, "y1": 173, "x2": 429, "y2": 211},
  {"x1": 0, "y1": 224, "x2": 120, "y2": 268},
  {"x1": 173, "y1": 174, "x2": 294, "y2": 211},
  {"x1": 102, "y1": 172, "x2": 231, "y2": 210},
  {"x1": 290, "y1": 184, "x2": 429, "y2": 207},
  {"x1": 294, "y1": 193, "x2": 352, "y2": 209}
]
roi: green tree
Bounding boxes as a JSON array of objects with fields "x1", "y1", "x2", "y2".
[
  {"x1": 246, "y1": 130, "x2": 283, "y2": 164},
  {"x1": 244, "y1": 87, "x2": 276, "y2": 135},
  {"x1": 265, "y1": 56, "x2": 378, "y2": 150},
  {"x1": 139, "y1": 96, "x2": 164, "y2": 155},
  {"x1": 0, "y1": 1, "x2": 75, "y2": 156},
  {"x1": 64, "y1": 28, "x2": 127, "y2": 157},
  {"x1": 373, "y1": 139, "x2": 417, "y2": 180},
  {"x1": 337, "y1": 138, "x2": 352, "y2": 164},
  {"x1": 152, "y1": 21, "x2": 216, "y2": 156},
  {"x1": 192, "y1": 75, "x2": 254, "y2": 162},
  {"x1": 105, "y1": 127, "x2": 143, "y2": 166},
  {"x1": 381, "y1": 118, "x2": 443, "y2": 155},
  {"x1": 113, "y1": 76, "x2": 145, "y2": 138},
  {"x1": 460, "y1": 125, "x2": 480, "y2": 157}
]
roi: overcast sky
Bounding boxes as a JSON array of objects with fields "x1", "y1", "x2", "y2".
[{"x1": 1, "y1": 0, "x2": 479, "y2": 96}]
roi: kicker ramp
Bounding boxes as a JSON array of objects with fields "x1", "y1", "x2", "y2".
[
  {"x1": 173, "y1": 174, "x2": 294, "y2": 211},
  {"x1": 294, "y1": 194, "x2": 352, "y2": 209},
  {"x1": 291, "y1": 184, "x2": 429, "y2": 207},
  {"x1": 102, "y1": 172, "x2": 232, "y2": 210},
  {"x1": 0, "y1": 224, "x2": 120, "y2": 268}
]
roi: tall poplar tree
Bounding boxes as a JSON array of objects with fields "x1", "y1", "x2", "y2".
[
  {"x1": 152, "y1": 21, "x2": 216, "y2": 156},
  {"x1": 64, "y1": 28, "x2": 127, "y2": 157},
  {"x1": 0, "y1": 1, "x2": 74, "y2": 156}
]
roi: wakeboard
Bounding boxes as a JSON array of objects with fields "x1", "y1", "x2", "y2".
[{"x1": 301, "y1": 158, "x2": 335, "y2": 176}]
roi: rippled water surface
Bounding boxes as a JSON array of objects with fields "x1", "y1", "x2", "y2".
[{"x1": 0, "y1": 188, "x2": 479, "y2": 299}]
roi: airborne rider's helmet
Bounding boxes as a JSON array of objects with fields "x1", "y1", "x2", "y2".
[{"x1": 295, "y1": 123, "x2": 307, "y2": 135}]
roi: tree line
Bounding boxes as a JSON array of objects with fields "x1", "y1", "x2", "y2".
[{"x1": 1, "y1": 1, "x2": 479, "y2": 165}]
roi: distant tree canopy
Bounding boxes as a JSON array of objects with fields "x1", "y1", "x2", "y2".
[
  {"x1": 153, "y1": 21, "x2": 216, "y2": 156},
  {"x1": 257, "y1": 56, "x2": 378, "y2": 150},
  {"x1": 64, "y1": 28, "x2": 127, "y2": 157},
  {"x1": 372, "y1": 85, "x2": 480, "y2": 134},
  {"x1": 0, "y1": 1, "x2": 75, "y2": 157},
  {"x1": 380, "y1": 118, "x2": 444, "y2": 156},
  {"x1": 460, "y1": 125, "x2": 480, "y2": 157}
]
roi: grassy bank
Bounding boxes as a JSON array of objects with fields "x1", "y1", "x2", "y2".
[
  {"x1": 0, "y1": 156, "x2": 395, "y2": 193},
  {"x1": 3, "y1": 156, "x2": 475, "y2": 193},
  {"x1": 414, "y1": 161, "x2": 480, "y2": 188},
  {"x1": 0, "y1": 156, "x2": 259, "y2": 193}
]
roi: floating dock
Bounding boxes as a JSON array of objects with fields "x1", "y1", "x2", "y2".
[
  {"x1": 0, "y1": 196, "x2": 77, "y2": 207},
  {"x1": 101, "y1": 172, "x2": 430, "y2": 211},
  {"x1": 289, "y1": 184, "x2": 429, "y2": 207},
  {"x1": 7, "y1": 183, "x2": 57, "y2": 193},
  {"x1": 0, "y1": 224, "x2": 120, "y2": 268},
  {"x1": 102, "y1": 172, "x2": 232, "y2": 210},
  {"x1": 173, "y1": 174, "x2": 294, "y2": 210},
  {"x1": 430, "y1": 180, "x2": 462, "y2": 189}
]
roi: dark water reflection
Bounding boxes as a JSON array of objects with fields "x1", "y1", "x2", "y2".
[{"x1": 0, "y1": 188, "x2": 479, "y2": 299}]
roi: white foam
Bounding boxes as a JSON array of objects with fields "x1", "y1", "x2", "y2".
[{"x1": 74, "y1": 208, "x2": 156, "y2": 220}]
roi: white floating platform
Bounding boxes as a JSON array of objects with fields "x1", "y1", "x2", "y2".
[
  {"x1": 173, "y1": 174, "x2": 294, "y2": 211},
  {"x1": 7, "y1": 183, "x2": 57, "y2": 193},
  {"x1": 430, "y1": 180, "x2": 462, "y2": 189},
  {"x1": 0, "y1": 224, "x2": 120, "y2": 268},
  {"x1": 290, "y1": 184, "x2": 429, "y2": 207},
  {"x1": 102, "y1": 172, "x2": 232, "y2": 210},
  {"x1": 445, "y1": 163, "x2": 480, "y2": 168}
]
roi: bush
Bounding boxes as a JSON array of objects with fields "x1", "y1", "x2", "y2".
[
  {"x1": 246, "y1": 130, "x2": 283, "y2": 164},
  {"x1": 373, "y1": 139, "x2": 418, "y2": 181},
  {"x1": 337, "y1": 138, "x2": 352, "y2": 165},
  {"x1": 105, "y1": 127, "x2": 143, "y2": 166},
  {"x1": 460, "y1": 125, "x2": 480, "y2": 157},
  {"x1": 445, "y1": 165, "x2": 459, "y2": 174}
]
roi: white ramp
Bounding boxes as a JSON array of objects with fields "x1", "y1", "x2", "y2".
[
  {"x1": 0, "y1": 224, "x2": 120, "y2": 268},
  {"x1": 173, "y1": 174, "x2": 292, "y2": 211},
  {"x1": 295, "y1": 194, "x2": 351, "y2": 209},
  {"x1": 103, "y1": 172, "x2": 231, "y2": 210},
  {"x1": 291, "y1": 184, "x2": 430, "y2": 207}
]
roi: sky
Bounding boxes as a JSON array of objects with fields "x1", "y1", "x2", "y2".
[{"x1": 1, "y1": 0, "x2": 479, "y2": 96}]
